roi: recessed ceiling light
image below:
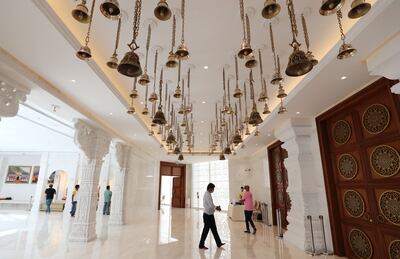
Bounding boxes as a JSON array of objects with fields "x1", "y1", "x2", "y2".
[
  {"x1": 71, "y1": 79, "x2": 76, "y2": 83},
  {"x1": 140, "y1": 101, "x2": 144, "y2": 104},
  {"x1": 109, "y1": 112, "x2": 113, "y2": 116},
  {"x1": 203, "y1": 66, "x2": 209, "y2": 70},
  {"x1": 267, "y1": 133, "x2": 271, "y2": 137},
  {"x1": 296, "y1": 111, "x2": 300, "y2": 114},
  {"x1": 341, "y1": 76, "x2": 347, "y2": 80},
  {"x1": 201, "y1": 120, "x2": 204, "y2": 123},
  {"x1": 255, "y1": 143, "x2": 258, "y2": 146}
]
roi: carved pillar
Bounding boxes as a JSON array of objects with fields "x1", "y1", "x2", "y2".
[
  {"x1": 274, "y1": 118, "x2": 330, "y2": 252},
  {"x1": 0, "y1": 78, "x2": 29, "y2": 121},
  {"x1": 69, "y1": 119, "x2": 111, "y2": 242},
  {"x1": 109, "y1": 142, "x2": 131, "y2": 225},
  {"x1": 367, "y1": 33, "x2": 400, "y2": 94}
]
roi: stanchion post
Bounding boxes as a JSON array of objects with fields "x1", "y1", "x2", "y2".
[
  {"x1": 319, "y1": 215, "x2": 333, "y2": 255},
  {"x1": 275, "y1": 208, "x2": 283, "y2": 239}
]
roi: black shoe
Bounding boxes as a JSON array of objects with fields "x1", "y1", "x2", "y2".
[
  {"x1": 253, "y1": 229, "x2": 257, "y2": 235},
  {"x1": 217, "y1": 243, "x2": 225, "y2": 248},
  {"x1": 244, "y1": 230, "x2": 250, "y2": 233},
  {"x1": 199, "y1": 246, "x2": 208, "y2": 250}
]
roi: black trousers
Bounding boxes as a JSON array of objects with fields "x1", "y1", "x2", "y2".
[
  {"x1": 199, "y1": 213, "x2": 222, "y2": 247},
  {"x1": 245, "y1": 210, "x2": 256, "y2": 231}
]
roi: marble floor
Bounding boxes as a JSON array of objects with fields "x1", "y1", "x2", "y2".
[{"x1": 0, "y1": 207, "x2": 345, "y2": 259}]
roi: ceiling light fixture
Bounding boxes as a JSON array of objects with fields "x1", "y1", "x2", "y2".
[
  {"x1": 202, "y1": 101, "x2": 206, "y2": 104},
  {"x1": 341, "y1": 76, "x2": 347, "y2": 80},
  {"x1": 71, "y1": 79, "x2": 76, "y2": 83},
  {"x1": 203, "y1": 66, "x2": 208, "y2": 69},
  {"x1": 296, "y1": 111, "x2": 300, "y2": 114}
]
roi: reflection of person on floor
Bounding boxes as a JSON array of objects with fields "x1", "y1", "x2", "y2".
[
  {"x1": 242, "y1": 185, "x2": 257, "y2": 234},
  {"x1": 103, "y1": 185, "x2": 112, "y2": 215},
  {"x1": 199, "y1": 183, "x2": 225, "y2": 250},
  {"x1": 70, "y1": 184, "x2": 79, "y2": 217},
  {"x1": 44, "y1": 184, "x2": 56, "y2": 213}
]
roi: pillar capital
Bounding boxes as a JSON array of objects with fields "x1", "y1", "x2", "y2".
[
  {"x1": 114, "y1": 141, "x2": 131, "y2": 170},
  {"x1": 0, "y1": 77, "x2": 30, "y2": 120}
]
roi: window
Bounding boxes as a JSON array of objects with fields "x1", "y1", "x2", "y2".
[{"x1": 191, "y1": 160, "x2": 229, "y2": 211}]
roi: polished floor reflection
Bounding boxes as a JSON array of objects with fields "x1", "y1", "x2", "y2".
[{"x1": 0, "y1": 207, "x2": 344, "y2": 259}]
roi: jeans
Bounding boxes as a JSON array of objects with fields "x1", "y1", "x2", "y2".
[
  {"x1": 245, "y1": 210, "x2": 256, "y2": 231},
  {"x1": 46, "y1": 199, "x2": 53, "y2": 213},
  {"x1": 103, "y1": 201, "x2": 111, "y2": 215},
  {"x1": 70, "y1": 201, "x2": 77, "y2": 217},
  {"x1": 199, "y1": 213, "x2": 222, "y2": 248}
]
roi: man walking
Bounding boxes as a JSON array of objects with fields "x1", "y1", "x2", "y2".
[
  {"x1": 70, "y1": 184, "x2": 79, "y2": 217},
  {"x1": 242, "y1": 185, "x2": 256, "y2": 234},
  {"x1": 44, "y1": 184, "x2": 56, "y2": 214},
  {"x1": 199, "y1": 183, "x2": 225, "y2": 250},
  {"x1": 103, "y1": 185, "x2": 112, "y2": 215}
]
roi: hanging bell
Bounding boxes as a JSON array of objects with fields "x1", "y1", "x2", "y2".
[
  {"x1": 166, "y1": 51, "x2": 178, "y2": 68},
  {"x1": 76, "y1": 46, "x2": 92, "y2": 60},
  {"x1": 278, "y1": 105, "x2": 287, "y2": 114},
  {"x1": 178, "y1": 153, "x2": 184, "y2": 161},
  {"x1": 185, "y1": 105, "x2": 192, "y2": 114},
  {"x1": 178, "y1": 104, "x2": 185, "y2": 114},
  {"x1": 258, "y1": 90, "x2": 268, "y2": 102},
  {"x1": 166, "y1": 130, "x2": 176, "y2": 144},
  {"x1": 175, "y1": 43, "x2": 190, "y2": 60},
  {"x1": 106, "y1": 53, "x2": 119, "y2": 69},
  {"x1": 173, "y1": 85, "x2": 182, "y2": 98},
  {"x1": 348, "y1": 0, "x2": 371, "y2": 19},
  {"x1": 277, "y1": 85, "x2": 287, "y2": 98},
  {"x1": 100, "y1": 0, "x2": 121, "y2": 20},
  {"x1": 262, "y1": 0, "x2": 281, "y2": 19},
  {"x1": 148, "y1": 130, "x2": 154, "y2": 136},
  {"x1": 285, "y1": 43, "x2": 313, "y2": 77},
  {"x1": 138, "y1": 72, "x2": 150, "y2": 86},
  {"x1": 254, "y1": 128, "x2": 260, "y2": 136},
  {"x1": 142, "y1": 106, "x2": 149, "y2": 115},
  {"x1": 219, "y1": 153, "x2": 226, "y2": 160},
  {"x1": 248, "y1": 106, "x2": 263, "y2": 126},
  {"x1": 224, "y1": 146, "x2": 232, "y2": 155},
  {"x1": 306, "y1": 51, "x2": 318, "y2": 66},
  {"x1": 319, "y1": 0, "x2": 345, "y2": 16},
  {"x1": 173, "y1": 146, "x2": 181, "y2": 155},
  {"x1": 127, "y1": 106, "x2": 135, "y2": 114},
  {"x1": 233, "y1": 86, "x2": 243, "y2": 98},
  {"x1": 245, "y1": 125, "x2": 250, "y2": 135},
  {"x1": 180, "y1": 118, "x2": 187, "y2": 127},
  {"x1": 129, "y1": 89, "x2": 138, "y2": 99},
  {"x1": 238, "y1": 41, "x2": 252, "y2": 59},
  {"x1": 154, "y1": 0, "x2": 172, "y2": 21},
  {"x1": 117, "y1": 51, "x2": 143, "y2": 77},
  {"x1": 72, "y1": 2, "x2": 90, "y2": 23},
  {"x1": 271, "y1": 70, "x2": 283, "y2": 85},
  {"x1": 148, "y1": 92, "x2": 158, "y2": 103},
  {"x1": 263, "y1": 103, "x2": 271, "y2": 114},
  {"x1": 337, "y1": 43, "x2": 357, "y2": 59},
  {"x1": 245, "y1": 53, "x2": 257, "y2": 68},
  {"x1": 225, "y1": 106, "x2": 233, "y2": 115},
  {"x1": 152, "y1": 108, "x2": 167, "y2": 125},
  {"x1": 232, "y1": 131, "x2": 243, "y2": 145}
]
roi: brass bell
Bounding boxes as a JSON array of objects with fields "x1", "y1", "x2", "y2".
[
  {"x1": 348, "y1": 0, "x2": 371, "y2": 19},
  {"x1": 180, "y1": 119, "x2": 187, "y2": 127},
  {"x1": 249, "y1": 107, "x2": 263, "y2": 126},
  {"x1": 166, "y1": 51, "x2": 178, "y2": 68},
  {"x1": 178, "y1": 153, "x2": 184, "y2": 161},
  {"x1": 285, "y1": 44, "x2": 313, "y2": 77},
  {"x1": 166, "y1": 130, "x2": 176, "y2": 144},
  {"x1": 129, "y1": 89, "x2": 138, "y2": 99},
  {"x1": 277, "y1": 85, "x2": 287, "y2": 98},
  {"x1": 245, "y1": 53, "x2": 257, "y2": 69},
  {"x1": 306, "y1": 51, "x2": 318, "y2": 66},
  {"x1": 149, "y1": 130, "x2": 154, "y2": 136},
  {"x1": 219, "y1": 153, "x2": 225, "y2": 160},
  {"x1": 233, "y1": 87, "x2": 243, "y2": 98},
  {"x1": 148, "y1": 92, "x2": 158, "y2": 103},
  {"x1": 225, "y1": 106, "x2": 233, "y2": 115},
  {"x1": 72, "y1": 2, "x2": 90, "y2": 23},
  {"x1": 173, "y1": 146, "x2": 181, "y2": 155},
  {"x1": 76, "y1": 46, "x2": 92, "y2": 60},
  {"x1": 106, "y1": 53, "x2": 118, "y2": 69},
  {"x1": 152, "y1": 108, "x2": 167, "y2": 125},
  {"x1": 154, "y1": 0, "x2": 172, "y2": 21},
  {"x1": 271, "y1": 70, "x2": 283, "y2": 85},
  {"x1": 175, "y1": 43, "x2": 189, "y2": 60},
  {"x1": 224, "y1": 146, "x2": 232, "y2": 155},
  {"x1": 185, "y1": 105, "x2": 192, "y2": 113},
  {"x1": 238, "y1": 41, "x2": 252, "y2": 59},
  {"x1": 178, "y1": 104, "x2": 185, "y2": 114},
  {"x1": 117, "y1": 51, "x2": 143, "y2": 77},
  {"x1": 142, "y1": 106, "x2": 149, "y2": 115},
  {"x1": 100, "y1": 0, "x2": 121, "y2": 20},
  {"x1": 319, "y1": 0, "x2": 345, "y2": 16},
  {"x1": 232, "y1": 131, "x2": 243, "y2": 144},
  {"x1": 245, "y1": 125, "x2": 250, "y2": 135},
  {"x1": 278, "y1": 104, "x2": 287, "y2": 114},
  {"x1": 337, "y1": 43, "x2": 357, "y2": 59},
  {"x1": 254, "y1": 128, "x2": 260, "y2": 136},
  {"x1": 258, "y1": 90, "x2": 268, "y2": 102},
  {"x1": 127, "y1": 106, "x2": 135, "y2": 114},
  {"x1": 262, "y1": 0, "x2": 281, "y2": 19},
  {"x1": 263, "y1": 103, "x2": 271, "y2": 114},
  {"x1": 173, "y1": 85, "x2": 182, "y2": 98},
  {"x1": 138, "y1": 72, "x2": 150, "y2": 86}
]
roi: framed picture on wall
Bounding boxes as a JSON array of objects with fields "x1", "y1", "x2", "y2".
[
  {"x1": 5, "y1": 166, "x2": 32, "y2": 184},
  {"x1": 31, "y1": 166, "x2": 40, "y2": 184}
]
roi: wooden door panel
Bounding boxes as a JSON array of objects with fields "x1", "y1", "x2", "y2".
[
  {"x1": 334, "y1": 150, "x2": 365, "y2": 183},
  {"x1": 159, "y1": 162, "x2": 186, "y2": 209},
  {"x1": 338, "y1": 188, "x2": 372, "y2": 223},
  {"x1": 365, "y1": 140, "x2": 400, "y2": 181},
  {"x1": 342, "y1": 224, "x2": 381, "y2": 259}
]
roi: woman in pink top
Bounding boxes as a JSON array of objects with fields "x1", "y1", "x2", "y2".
[{"x1": 242, "y1": 185, "x2": 256, "y2": 234}]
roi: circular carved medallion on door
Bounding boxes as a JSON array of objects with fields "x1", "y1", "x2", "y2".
[
  {"x1": 362, "y1": 104, "x2": 390, "y2": 134},
  {"x1": 370, "y1": 145, "x2": 400, "y2": 177},
  {"x1": 344, "y1": 190, "x2": 365, "y2": 218},
  {"x1": 338, "y1": 153, "x2": 358, "y2": 179},
  {"x1": 348, "y1": 229, "x2": 373, "y2": 259},
  {"x1": 379, "y1": 190, "x2": 400, "y2": 226},
  {"x1": 389, "y1": 240, "x2": 400, "y2": 259},
  {"x1": 333, "y1": 120, "x2": 352, "y2": 145}
]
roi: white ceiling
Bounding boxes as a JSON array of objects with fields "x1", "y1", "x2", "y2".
[{"x1": 0, "y1": 0, "x2": 399, "y2": 163}]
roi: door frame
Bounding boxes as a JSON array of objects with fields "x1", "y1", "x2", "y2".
[{"x1": 158, "y1": 161, "x2": 186, "y2": 210}]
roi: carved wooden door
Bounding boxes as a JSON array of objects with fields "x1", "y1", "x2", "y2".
[
  {"x1": 159, "y1": 162, "x2": 186, "y2": 209},
  {"x1": 268, "y1": 141, "x2": 290, "y2": 229},
  {"x1": 317, "y1": 78, "x2": 400, "y2": 258}
]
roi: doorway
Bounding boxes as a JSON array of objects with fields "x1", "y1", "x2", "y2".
[{"x1": 158, "y1": 162, "x2": 186, "y2": 210}]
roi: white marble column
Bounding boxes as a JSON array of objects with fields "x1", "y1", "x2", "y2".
[
  {"x1": 367, "y1": 33, "x2": 400, "y2": 94},
  {"x1": 274, "y1": 118, "x2": 330, "y2": 252},
  {"x1": 109, "y1": 142, "x2": 131, "y2": 225},
  {"x1": 0, "y1": 76, "x2": 29, "y2": 121},
  {"x1": 69, "y1": 119, "x2": 111, "y2": 242}
]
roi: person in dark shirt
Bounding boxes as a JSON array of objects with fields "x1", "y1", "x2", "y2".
[{"x1": 44, "y1": 184, "x2": 56, "y2": 213}]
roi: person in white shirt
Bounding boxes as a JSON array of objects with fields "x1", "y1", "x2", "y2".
[{"x1": 199, "y1": 183, "x2": 225, "y2": 250}]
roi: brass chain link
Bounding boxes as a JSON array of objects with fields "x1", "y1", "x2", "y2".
[
  {"x1": 171, "y1": 15, "x2": 176, "y2": 52},
  {"x1": 239, "y1": 0, "x2": 246, "y2": 42},
  {"x1": 235, "y1": 55, "x2": 239, "y2": 86},
  {"x1": 181, "y1": 0, "x2": 186, "y2": 43},
  {"x1": 286, "y1": 0, "x2": 298, "y2": 44},
  {"x1": 301, "y1": 14, "x2": 310, "y2": 51},
  {"x1": 269, "y1": 23, "x2": 277, "y2": 70},
  {"x1": 336, "y1": 10, "x2": 346, "y2": 41},
  {"x1": 129, "y1": 0, "x2": 142, "y2": 50},
  {"x1": 84, "y1": 0, "x2": 96, "y2": 46},
  {"x1": 153, "y1": 50, "x2": 158, "y2": 92},
  {"x1": 246, "y1": 14, "x2": 251, "y2": 45},
  {"x1": 113, "y1": 18, "x2": 122, "y2": 55},
  {"x1": 144, "y1": 24, "x2": 151, "y2": 70}
]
